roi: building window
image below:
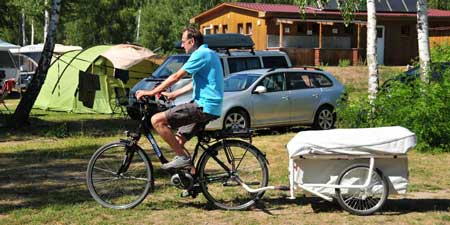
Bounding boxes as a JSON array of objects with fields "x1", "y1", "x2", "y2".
[
  {"x1": 203, "y1": 26, "x2": 211, "y2": 35},
  {"x1": 237, "y1": 23, "x2": 244, "y2": 34},
  {"x1": 307, "y1": 23, "x2": 319, "y2": 35},
  {"x1": 284, "y1": 26, "x2": 290, "y2": 34},
  {"x1": 246, "y1": 23, "x2": 252, "y2": 35},
  {"x1": 222, "y1": 24, "x2": 228, "y2": 33},
  {"x1": 401, "y1": 25, "x2": 410, "y2": 36},
  {"x1": 344, "y1": 25, "x2": 353, "y2": 34},
  {"x1": 297, "y1": 23, "x2": 306, "y2": 34},
  {"x1": 213, "y1": 25, "x2": 219, "y2": 34},
  {"x1": 377, "y1": 27, "x2": 383, "y2": 38}
]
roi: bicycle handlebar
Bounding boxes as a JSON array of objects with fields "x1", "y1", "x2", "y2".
[{"x1": 136, "y1": 95, "x2": 171, "y2": 118}]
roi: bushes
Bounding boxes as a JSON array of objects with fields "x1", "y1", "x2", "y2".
[
  {"x1": 338, "y1": 59, "x2": 351, "y2": 67},
  {"x1": 337, "y1": 68, "x2": 450, "y2": 152},
  {"x1": 431, "y1": 42, "x2": 450, "y2": 62}
]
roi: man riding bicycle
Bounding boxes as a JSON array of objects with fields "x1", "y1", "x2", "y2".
[{"x1": 135, "y1": 26, "x2": 224, "y2": 170}]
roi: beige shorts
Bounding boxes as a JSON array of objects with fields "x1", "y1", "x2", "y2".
[{"x1": 164, "y1": 102, "x2": 218, "y2": 140}]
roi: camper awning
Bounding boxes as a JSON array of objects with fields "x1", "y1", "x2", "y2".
[
  {"x1": 100, "y1": 44, "x2": 155, "y2": 70},
  {"x1": 0, "y1": 39, "x2": 20, "y2": 51},
  {"x1": 9, "y1": 43, "x2": 82, "y2": 54}
]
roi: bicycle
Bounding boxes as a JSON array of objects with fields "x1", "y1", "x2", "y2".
[{"x1": 86, "y1": 97, "x2": 269, "y2": 210}]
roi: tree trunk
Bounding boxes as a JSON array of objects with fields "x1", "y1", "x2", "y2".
[
  {"x1": 31, "y1": 19, "x2": 35, "y2": 45},
  {"x1": 44, "y1": 0, "x2": 49, "y2": 41},
  {"x1": 136, "y1": 0, "x2": 142, "y2": 42},
  {"x1": 11, "y1": 0, "x2": 61, "y2": 127},
  {"x1": 366, "y1": 0, "x2": 379, "y2": 103},
  {"x1": 417, "y1": 0, "x2": 431, "y2": 82},
  {"x1": 22, "y1": 9, "x2": 26, "y2": 46}
]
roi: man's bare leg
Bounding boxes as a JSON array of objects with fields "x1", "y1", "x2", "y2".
[{"x1": 151, "y1": 112, "x2": 188, "y2": 156}]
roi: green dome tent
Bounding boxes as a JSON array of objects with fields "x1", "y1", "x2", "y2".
[{"x1": 34, "y1": 44, "x2": 158, "y2": 114}]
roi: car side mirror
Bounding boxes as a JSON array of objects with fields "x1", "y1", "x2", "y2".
[{"x1": 253, "y1": 86, "x2": 267, "y2": 94}]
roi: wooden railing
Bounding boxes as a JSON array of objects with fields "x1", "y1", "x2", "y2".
[{"x1": 277, "y1": 47, "x2": 365, "y2": 66}]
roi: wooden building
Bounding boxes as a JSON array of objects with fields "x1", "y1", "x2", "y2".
[
  {"x1": 190, "y1": 2, "x2": 450, "y2": 66},
  {"x1": 430, "y1": 26, "x2": 450, "y2": 48}
]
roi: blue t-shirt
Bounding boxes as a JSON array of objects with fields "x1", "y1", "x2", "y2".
[{"x1": 181, "y1": 44, "x2": 224, "y2": 116}]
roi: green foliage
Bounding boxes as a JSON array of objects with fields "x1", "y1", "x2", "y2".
[
  {"x1": 61, "y1": 0, "x2": 140, "y2": 47},
  {"x1": 338, "y1": 58, "x2": 351, "y2": 67},
  {"x1": 431, "y1": 42, "x2": 450, "y2": 62},
  {"x1": 139, "y1": 0, "x2": 202, "y2": 52},
  {"x1": 337, "y1": 69, "x2": 450, "y2": 152},
  {"x1": 429, "y1": 0, "x2": 450, "y2": 10},
  {"x1": 294, "y1": 0, "x2": 365, "y2": 25}
]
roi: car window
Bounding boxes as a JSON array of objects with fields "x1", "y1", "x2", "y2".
[
  {"x1": 311, "y1": 73, "x2": 333, "y2": 87},
  {"x1": 0, "y1": 51, "x2": 16, "y2": 68},
  {"x1": 12, "y1": 54, "x2": 37, "y2": 72},
  {"x1": 257, "y1": 72, "x2": 285, "y2": 92},
  {"x1": 262, "y1": 56, "x2": 288, "y2": 68},
  {"x1": 228, "y1": 57, "x2": 261, "y2": 74},
  {"x1": 152, "y1": 55, "x2": 189, "y2": 78},
  {"x1": 286, "y1": 72, "x2": 315, "y2": 90},
  {"x1": 220, "y1": 58, "x2": 225, "y2": 74},
  {"x1": 224, "y1": 74, "x2": 260, "y2": 92}
]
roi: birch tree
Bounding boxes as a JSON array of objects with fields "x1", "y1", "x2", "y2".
[
  {"x1": 366, "y1": 0, "x2": 378, "y2": 102},
  {"x1": 12, "y1": 0, "x2": 61, "y2": 127},
  {"x1": 44, "y1": 0, "x2": 49, "y2": 41},
  {"x1": 417, "y1": 0, "x2": 431, "y2": 82}
]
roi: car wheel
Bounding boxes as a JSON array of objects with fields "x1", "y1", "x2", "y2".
[
  {"x1": 313, "y1": 106, "x2": 335, "y2": 130},
  {"x1": 224, "y1": 109, "x2": 249, "y2": 131}
]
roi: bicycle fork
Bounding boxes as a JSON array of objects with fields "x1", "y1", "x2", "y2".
[{"x1": 117, "y1": 145, "x2": 136, "y2": 176}]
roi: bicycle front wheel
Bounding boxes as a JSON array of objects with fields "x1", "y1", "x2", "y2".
[
  {"x1": 86, "y1": 142, "x2": 153, "y2": 209},
  {"x1": 198, "y1": 140, "x2": 269, "y2": 210}
]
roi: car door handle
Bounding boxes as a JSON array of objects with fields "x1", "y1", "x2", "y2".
[
  {"x1": 312, "y1": 93, "x2": 320, "y2": 98},
  {"x1": 282, "y1": 96, "x2": 289, "y2": 101}
]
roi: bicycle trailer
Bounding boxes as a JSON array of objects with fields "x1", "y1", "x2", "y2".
[{"x1": 286, "y1": 126, "x2": 416, "y2": 215}]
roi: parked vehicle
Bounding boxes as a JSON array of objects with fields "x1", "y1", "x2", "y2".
[
  {"x1": 127, "y1": 34, "x2": 292, "y2": 119},
  {"x1": 11, "y1": 53, "x2": 38, "y2": 90},
  {"x1": 174, "y1": 67, "x2": 344, "y2": 130},
  {"x1": 382, "y1": 62, "x2": 450, "y2": 90},
  {"x1": 0, "y1": 49, "x2": 19, "y2": 89}
]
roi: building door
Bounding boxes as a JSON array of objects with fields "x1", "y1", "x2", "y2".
[{"x1": 376, "y1": 25, "x2": 385, "y2": 65}]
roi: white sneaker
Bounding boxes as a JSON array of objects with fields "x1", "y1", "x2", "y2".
[{"x1": 161, "y1": 155, "x2": 191, "y2": 170}]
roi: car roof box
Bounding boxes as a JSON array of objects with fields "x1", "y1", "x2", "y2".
[{"x1": 175, "y1": 33, "x2": 254, "y2": 51}]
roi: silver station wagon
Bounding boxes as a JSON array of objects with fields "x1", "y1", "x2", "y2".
[{"x1": 197, "y1": 67, "x2": 345, "y2": 131}]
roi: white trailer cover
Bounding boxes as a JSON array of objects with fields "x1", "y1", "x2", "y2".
[{"x1": 286, "y1": 126, "x2": 416, "y2": 195}]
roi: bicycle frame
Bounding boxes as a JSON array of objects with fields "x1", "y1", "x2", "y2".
[{"x1": 130, "y1": 103, "x2": 236, "y2": 175}]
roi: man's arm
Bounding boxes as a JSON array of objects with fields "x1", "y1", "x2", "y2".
[
  {"x1": 135, "y1": 68, "x2": 187, "y2": 99},
  {"x1": 162, "y1": 82, "x2": 193, "y2": 100}
]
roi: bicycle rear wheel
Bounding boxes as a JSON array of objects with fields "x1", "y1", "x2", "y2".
[
  {"x1": 198, "y1": 140, "x2": 269, "y2": 210},
  {"x1": 86, "y1": 142, "x2": 153, "y2": 209},
  {"x1": 335, "y1": 164, "x2": 389, "y2": 215}
]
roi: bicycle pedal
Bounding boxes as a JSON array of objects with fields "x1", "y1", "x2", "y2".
[
  {"x1": 190, "y1": 191, "x2": 198, "y2": 199},
  {"x1": 180, "y1": 190, "x2": 191, "y2": 198}
]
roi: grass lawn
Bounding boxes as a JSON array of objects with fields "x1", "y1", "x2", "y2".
[{"x1": 0, "y1": 66, "x2": 449, "y2": 224}]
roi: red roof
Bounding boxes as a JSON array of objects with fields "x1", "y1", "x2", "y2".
[
  {"x1": 229, "y1": 2, "x2": 302, "y2": 13},
  {"x1": 428, "y1": 9, "x2": 450, "y2": 17},
  {"x1": 228, "y1": 2, "x2": 450, "y2": 18}
]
